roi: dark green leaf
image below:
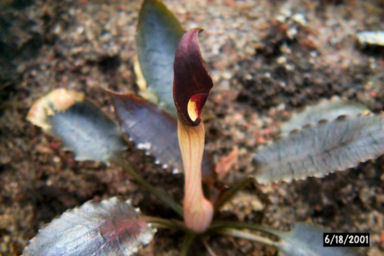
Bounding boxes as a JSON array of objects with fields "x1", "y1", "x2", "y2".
[
  {"x1": 137, "y1": 0, "x2": 184, "y2": 116},
  {"x1": 24, "y1": 197, "x2": 156, "y2": 256},
  {"x1": 281, "y1": 97, "x2": 369, "y2": 135},
  {"x1": 109, "y1": 91, "x2": 213, "y2": 178},
  {"x1": 253, "y1": 113, "x2": 384, "y2": 183}
]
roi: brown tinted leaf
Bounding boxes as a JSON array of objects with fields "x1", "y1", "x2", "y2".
[
  {"x1": 109, "y1": 91, "x2": 213, "y2": 178},
  {"x1": 24, "y1": 197, "x2": 156, "y2": 256}
]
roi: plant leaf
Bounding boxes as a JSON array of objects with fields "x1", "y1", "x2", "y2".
[
  {"x1": 136, "y1": 0, "x2": 184, "y2": 117},
  {"x1": 109, "y1": 91, "x2": 213, "y2": 178},
  {"x1": 281, "y1": 97, "x2": 369, "y2": 135},
  {"x1": 23, "y1": 197, "x2": 156, "y2": 256},
  {"x1": 173, "y1": 29, "x2": 214, "y2": 126},
  {"x1": 264, "y1": 223, "x2": 358, "y2": 256},
  {"x1": 253, "y1": 113, "x2": 384, "y2": 184},
  {"x1": 27, "y1": 88, "x2": 85, "y2": 132},
  {"x1": 27, "y1": 89, "x2": 126, "y2": 163}
]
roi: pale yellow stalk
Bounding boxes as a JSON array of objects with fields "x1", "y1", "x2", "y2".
[{"x1": 177, "y1": 117, "x2": 213, "y2": 233}]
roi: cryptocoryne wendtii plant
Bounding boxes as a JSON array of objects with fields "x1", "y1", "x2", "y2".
[{"x1": 24, "y1": 0, "x2": 383, "y2": 255}]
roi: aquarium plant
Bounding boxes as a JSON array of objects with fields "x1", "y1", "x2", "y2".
[{"x1": 24, "y1": 0, "x2": 383, "y2": 255}]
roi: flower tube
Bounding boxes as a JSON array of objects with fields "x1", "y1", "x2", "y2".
[{"x1": 173, "y1": 29, "x2": 214, "y2": 233}]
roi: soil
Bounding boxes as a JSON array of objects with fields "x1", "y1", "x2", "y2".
[{"x1": 1, "y1": 0, "x2": 383, "y2": 255}]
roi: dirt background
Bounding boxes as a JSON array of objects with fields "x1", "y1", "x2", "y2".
[{"x1": 1, "y1": 0, "x2": 384, "y2": 255}]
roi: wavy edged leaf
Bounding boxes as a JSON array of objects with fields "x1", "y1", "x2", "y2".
[
  {"x1": 281, "y1": 97, "x2": 369, "y2": 135},
  {"x1": 173, "y1": 29, "x2": 214, "y2": 126},
  {"x1": 137, "y1": 0, "x2": 184, "y2": 116},
  {"x1": 266, "y1": 223, "x2": 358, "y2": 256},
  {"x1": 253, "y1": 113, "x2": 384, "y2": 184},
  {"x1": 109, "y1": 91, "x2": 213, "y2": 179},
  {"x1": 27, "y1": 89, "x2": 126, "y2": 163},
  {"x1": 24, "y1": 197, "x2": 156, "y2": 256}
]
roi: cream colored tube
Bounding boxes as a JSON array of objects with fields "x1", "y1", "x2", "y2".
[{"x1": 177, "y1": 118, "x2": 213, "y2": 233}]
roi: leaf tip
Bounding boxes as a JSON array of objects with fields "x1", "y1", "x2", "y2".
[{"x1": 27, "y1": 89, "x2": 85, "y2": 131}]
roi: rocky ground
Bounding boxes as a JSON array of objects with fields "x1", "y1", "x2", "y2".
[{"x1": 0, "y1": 0, "x2": 383, "y2": 255}]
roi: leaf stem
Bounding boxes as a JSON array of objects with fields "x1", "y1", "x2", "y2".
[
  {"x1": 146, "y1": 216, "x2": 190, "y2": 232},
  {"x1": 180, "y1": 233, "x2": 197, "y2": 256},
  {"x1": 217, "y1": 228, "x2": 276, "y2": 247},
  {"x1": 214, "y1": 177, "x2": 253, "y2": 211},
  {"x1": 112, "y1": 156, "x2": 183, "y2": 218},
  {"x1": 208, "y1": 220, "x2": 272, "y2": 235}
]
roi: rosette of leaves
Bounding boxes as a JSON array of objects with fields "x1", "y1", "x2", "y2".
[
  {"x1": 26, "y1": 89, "x2": 158, "y2": 255},
  {"x1": 23, "y1": 0, "x2": 375, "y2": 255}
]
